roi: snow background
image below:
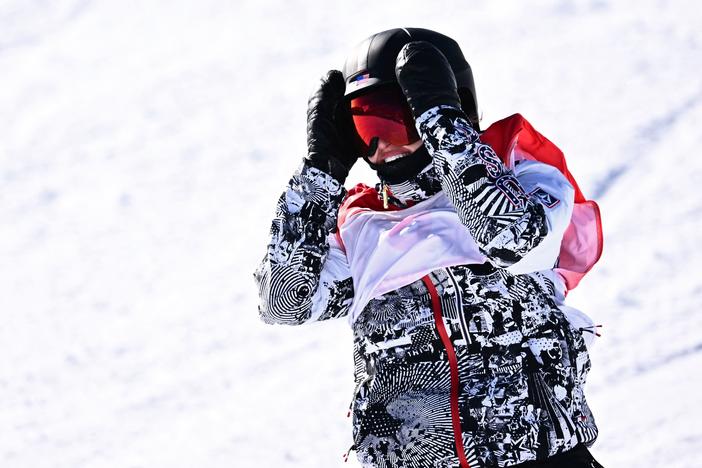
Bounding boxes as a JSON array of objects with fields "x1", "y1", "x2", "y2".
[{"x1": 1, "y1": 0, "x2": 700, "y2": 466}]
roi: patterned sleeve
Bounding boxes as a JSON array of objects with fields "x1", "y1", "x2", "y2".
[
  {"x1": 416, "y1": 105, "x2": 549, "y2": 268},
  {"x1": 253, "y1": 159, "x2": 355, "y2": 325}
]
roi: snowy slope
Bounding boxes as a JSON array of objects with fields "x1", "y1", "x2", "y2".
[{"x1": 1, "y1": 0, "x2": 700, "y2": 467}]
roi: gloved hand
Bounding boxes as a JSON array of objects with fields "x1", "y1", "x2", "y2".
[
  {"x1": 394, "y1": 41, "x2": 462, "y2": 119},
  {"x1": 305, "y1": 69, "x2": 359, "y2": 183}
]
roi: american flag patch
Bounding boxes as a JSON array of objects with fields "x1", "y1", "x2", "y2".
[
  {"x1": 354, "y1": 73, "x2": 370, "y2": 82},
  {"x1": 529, "y1": 187, "x2": 560, "y2": 208}
]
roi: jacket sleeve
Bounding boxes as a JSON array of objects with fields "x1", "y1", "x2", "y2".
[
  {"x1": 253, "y1": 159, "x2": 355, "y2": 325},
  {"x1": 416, "y1": 105, "x2": 554, "y2": 268}
]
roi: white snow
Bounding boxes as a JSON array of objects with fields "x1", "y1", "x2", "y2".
[{"x1": 1, "y1": 0, "x2": 700, "y2": 467}]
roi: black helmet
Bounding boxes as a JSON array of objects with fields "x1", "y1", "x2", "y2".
[{"x1": 342, "y1": 27, "x2": 479, "y2": 130}]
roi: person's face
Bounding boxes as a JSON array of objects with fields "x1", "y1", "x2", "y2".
[
  {"x1": 349, "y1": 84, "x2": 421, "y2": 163},
  {"x1": 365, "y1": 137, "x2": 424, "y2": 165}
]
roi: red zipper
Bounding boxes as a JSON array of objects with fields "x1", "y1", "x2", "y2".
[{"x1": 422, "y1": 275, "x2": 471, "y2": 468}]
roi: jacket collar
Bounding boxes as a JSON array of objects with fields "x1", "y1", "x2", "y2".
[{"x1": 377, "y1": 162, "x2": 443, "y2": 208}]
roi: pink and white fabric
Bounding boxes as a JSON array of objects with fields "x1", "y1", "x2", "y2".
[
  {"x1": 336, "y1": 158, "x2": 575, "y2": 326},
  {"x1": 334, "y1": 113, "x2": 603, "y2": 326}
]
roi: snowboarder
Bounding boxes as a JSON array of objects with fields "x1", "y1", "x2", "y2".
[{"x1": 254, "y1": 27, "x2": 604, "y2": 468}]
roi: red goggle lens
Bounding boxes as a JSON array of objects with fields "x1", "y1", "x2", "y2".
[{"x1": 349, "y1": 85, "x2": 420, "y2": 154}]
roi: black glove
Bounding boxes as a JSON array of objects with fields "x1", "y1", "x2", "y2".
[
  {"x1": 305, "y1": 70, "x2": 359, "y2": 183},
  {"x1": 395, "y1": 41, "x2": 462, "y2": 119}
]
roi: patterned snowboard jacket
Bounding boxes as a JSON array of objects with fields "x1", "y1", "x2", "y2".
[{"x1": 253, "y1": 105, "x2": 603, "y2": 468}]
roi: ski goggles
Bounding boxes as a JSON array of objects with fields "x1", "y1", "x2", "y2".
[{"x1": 349, "y1": 85, "x2": 420, "y2": 155}]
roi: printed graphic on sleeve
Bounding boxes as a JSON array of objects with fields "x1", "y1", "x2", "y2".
[
  {"x1": 254, "y1": 161, "x2": 354, "y2": 325},
  {"x1": 415, "y1": 106, "x2": 548, "y2": 269}
]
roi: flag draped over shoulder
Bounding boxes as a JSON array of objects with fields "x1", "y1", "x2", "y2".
[{"x1": 480, "y1": 114, "x2": 603, "y2": 293}]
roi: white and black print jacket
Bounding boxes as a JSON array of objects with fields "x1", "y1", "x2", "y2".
[{"x1": 253, "y1": 105, "x2": 598, "y2": 468}]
